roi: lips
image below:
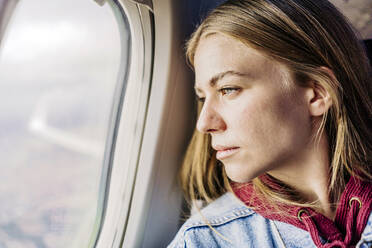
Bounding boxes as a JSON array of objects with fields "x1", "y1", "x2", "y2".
[{"x1": 213, "y1": 146, "x2": 240, "y2": 160}]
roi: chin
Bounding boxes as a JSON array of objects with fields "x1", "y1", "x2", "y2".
[{"x1": 223, "y1": 162, "x2": 258, "y2": 183}]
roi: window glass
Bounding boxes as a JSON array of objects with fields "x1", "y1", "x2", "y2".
[{"x1": 0, "y1": 0, "x2": 129, "y2": 247}]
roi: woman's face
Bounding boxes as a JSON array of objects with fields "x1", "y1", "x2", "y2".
[{"x1": 194, "y1": 34, "x2": 313, "y2": 183}]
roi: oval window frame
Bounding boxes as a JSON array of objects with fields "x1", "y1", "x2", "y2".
[{"x1": 94, "y1": 1, "x2": 154, "y2": 248}]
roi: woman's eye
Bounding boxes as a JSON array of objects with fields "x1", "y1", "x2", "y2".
[
  {"x1": 196, "y1": 96, "x2": 205, "y2": 103},
  {"x1": 219, "y1": 87, "x2": 240, "y2": 96}
]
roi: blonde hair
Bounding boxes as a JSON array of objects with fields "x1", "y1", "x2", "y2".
[{"x1": 181, "y1": 0, "x2": 372, "y2": 210}]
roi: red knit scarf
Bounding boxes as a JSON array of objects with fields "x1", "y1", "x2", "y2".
[{"x1": 232, "y1": 175, "x2": 372, "y2": 247}]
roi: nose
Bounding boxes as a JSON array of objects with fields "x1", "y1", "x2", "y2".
[{"x1": 196, "y1": 101, "x2": 226, "y2": 134}]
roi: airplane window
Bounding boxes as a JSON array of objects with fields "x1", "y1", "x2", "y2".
[{"x1": 0, "y1": 0, "x2": 129, "y2": 247}]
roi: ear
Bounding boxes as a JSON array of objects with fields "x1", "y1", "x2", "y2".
[{"x1": 305, "y1": 67, "x2": 333, "y2": 117}]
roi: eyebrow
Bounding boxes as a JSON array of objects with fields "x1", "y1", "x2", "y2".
[{"x1": 194, "y1": 70, "x2": 249, "y2": 93}]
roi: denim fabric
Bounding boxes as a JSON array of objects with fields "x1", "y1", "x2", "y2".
[
  {"x1": 168, "y1": 193, "x2": 372, "y2": 248},
  {"x1": 357, "y1": 212, "x2": 372, "y2": 248}
]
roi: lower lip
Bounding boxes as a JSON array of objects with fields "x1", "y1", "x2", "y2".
[{"x1": 216, "y1": 147, "x2": 239, "y2": 160}]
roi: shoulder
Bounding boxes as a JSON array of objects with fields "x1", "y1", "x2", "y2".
[
  {"x1": 184, "y1": 192, "x2": 254, "y2": 227},
  {"x1": 167, "y1": 192, "x2": 258, "y2": 248},
  {"x1": 167, "y1": 192, "x2": 317, "y2": 248}
]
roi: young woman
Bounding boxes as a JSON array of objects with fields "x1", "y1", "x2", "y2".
[{"x1": 168, "y1": 0, "x2": 372, "y2": 247}]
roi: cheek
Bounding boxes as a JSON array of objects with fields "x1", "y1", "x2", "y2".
[
  {"x1": 228, "y1": 99, "x2": 270, "y2": 144},
  {"x1": 233, "y1": 93, "x2": 310, "y2": 149},
  {"x1": 240, "y1": 103, "x2": 276, "y2": 145}
]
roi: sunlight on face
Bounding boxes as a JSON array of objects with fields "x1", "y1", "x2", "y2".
[{"x1": 194, "y1": 34, "x2": 313, "y2": 183}]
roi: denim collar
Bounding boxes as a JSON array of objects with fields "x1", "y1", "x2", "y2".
[{"x1": 182, "y1": 192, "x2": 254, "y2": 230}]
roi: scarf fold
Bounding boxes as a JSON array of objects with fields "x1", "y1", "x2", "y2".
[{"x1": 232, "y1": 175, "x2": 372, "y2": 247}]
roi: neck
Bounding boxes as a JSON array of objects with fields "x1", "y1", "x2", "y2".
[{"x1": 267, "y1": 132, "x2": 336, "y2": 220}]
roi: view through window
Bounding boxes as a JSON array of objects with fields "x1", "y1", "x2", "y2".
[{"x1": 0, "y1": 0, "x2": 129, "y2": 247}]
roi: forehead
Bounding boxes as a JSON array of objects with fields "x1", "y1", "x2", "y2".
[{"x1": 193, "y1": 34, "x2": 277, "y2": 88}]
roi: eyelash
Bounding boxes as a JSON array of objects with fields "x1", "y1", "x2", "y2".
[
  {"x1": 219, "y1": 87, "x2": 240, "y2": 96},
  {"x1": 197, "y1": 97, "x2": 205, "y2": 103},
  {"x1": 196, "y1": 87, "x2": 241, "y2": 103}
]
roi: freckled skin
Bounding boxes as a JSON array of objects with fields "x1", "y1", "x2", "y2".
[{"x1": 194, "y1": 34, "x2": 312, "y2": 183}]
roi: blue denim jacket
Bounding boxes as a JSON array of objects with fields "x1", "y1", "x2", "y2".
[{"x1": 168, "y1": 193, "x2": 372, "y2": 248}]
